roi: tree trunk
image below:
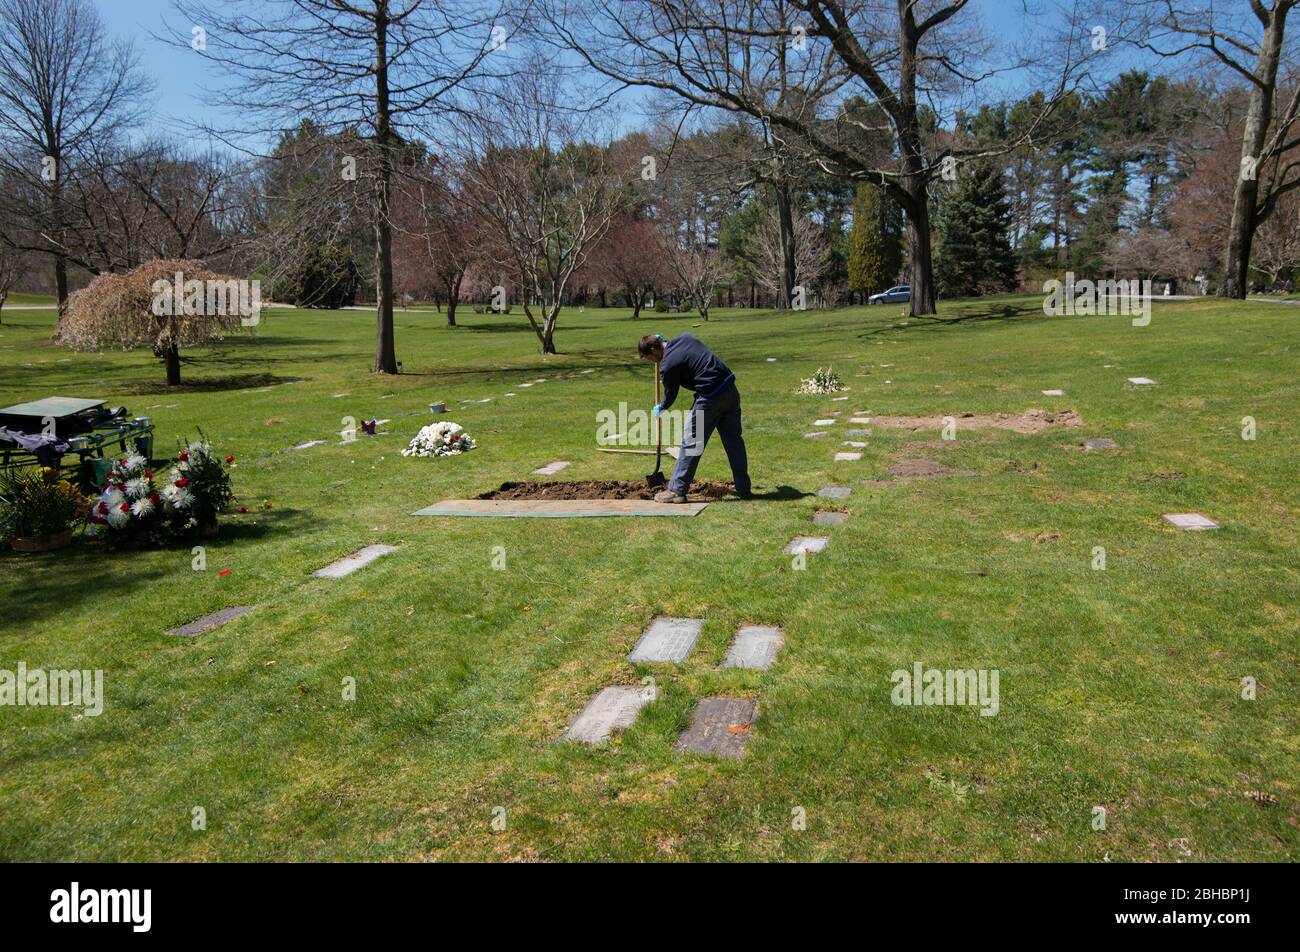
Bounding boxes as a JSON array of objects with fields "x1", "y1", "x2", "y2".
[
  {"x1": 894, "y1": 10, "x2": 937, "y2": 316},
  {"x1": 541, "y1": 304, "x2": 559, "y2": 353},
  {"x1": 164, "y1": 342, "x2": 181, "y2": 386},
  {"x1": 900, "y1": 182, "x2": 937, "y2": 315},
  {"x1": 1222, "y1": 5, "x2": 1288, "y2": 299},
  {"x1": 630, "y1": 287, "x2": 642, "y2": 318},
  {"x1": 447, "y1": 275, "x2": 460, "y2": 327},
  {"x1": 371, "y1": 5, "x2": 399, "y2": 372},
  {"x1": 775, "y1": 182, "x2": 797, "y2": 308}
]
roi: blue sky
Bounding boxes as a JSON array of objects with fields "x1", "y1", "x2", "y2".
[{"x1": 97, "y1": 0, "x2": 1149, "y2": 149}]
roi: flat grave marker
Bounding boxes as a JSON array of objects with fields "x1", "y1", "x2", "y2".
[
  {"x1": 721, "y1": 625, "x2": 785, "y2": 670},
  {"x1": 1085, "y1": 438, "x2": 1119, "y2": 451},
  {"x1": 813, "y1": 419, "x2": 836, "y2": 426},
  {"x1": 804, "y1": 431, "x2": 828, "y2": 439},
  {"x1": 848, "y1": 416, "x2": 871, "y2": 424},
  {"x1": 844, "y1": 428, "x2": 871, "y2": 437},
  {"x1": 1163, "y1": 513, "x2": 1220, "y2": 531},
  {"x1": 168, "y1": 605, "x2": 255, "y2": 638},
  {"x1": 564, "y1": 685, "x2": 656, "y2": 744},
  {"x1": 532, "y1": 460, "x2": 572, "y2": 475},
  {"x1": 1128, "y1": 377, "x2": 1156, "y2": 385},
  {"x1": 628, "y1": 616, "x2": 704, "y2": 663},
  {"x1": 813, "y1": 510, "x2": 848, "y2": 527},
  {"x1": 784, "y1": 535, "x2": 829, "y2": 555},
  {"x1": 676, "y1": 697, "x2": 758, "y2": 758},
  {"x1": 312, "y1": 544, "x2": 399, "y2": 579},
  {"x1": 835, "y1": 451, "x2": 862, "y2": 461},
  {"x1": 1041, "y1": 389, "x2": 1065, "y2": 396},
  {"x1": 816, "y1": 485, "x2": 851, "y2": 499}
]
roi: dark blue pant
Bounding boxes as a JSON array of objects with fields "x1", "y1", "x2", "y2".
[{"x1": 668, "y1": 385, "x2": 751, "y2": 495}]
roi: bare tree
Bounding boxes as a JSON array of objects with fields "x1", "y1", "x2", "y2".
[
  {"x1": 543, "y1": 0, "x2": 1111, "y2": 316},
  {"x1": 584, "y1": 215, "x2": 668, "y2": 317},
  {"x1": 0, "y1": 0, "x2": 149, "y2": 305},
  {"x1": 1250, "y1": 188, "x2": 1300, "y2": 286},
  {"x1": 746, "y1": 204, "x2": 831, "y2": 302},
  {"x1": 169, "y1": 0, "x2": 502, "y2": 373},
  {"x1": 1139, "y1": 1, "x2": 1300, "y2": 298},
  {"x1": 0, "y1": 243, "x2": 18, "y2": 322},
  {"x1": 27, "y1": 140, "x2": 253, "y2": 276},
  {"x1": 393, "y1": 164, "x2": 474, "y2": 326},
  {"x1": 454, "y1": 74, "x2": 627, "y2": 353},
  {"x1": 1102, "y1": 227, "x2": 1196, "y2": 284}
]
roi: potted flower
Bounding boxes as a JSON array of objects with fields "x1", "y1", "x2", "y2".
[{"x1": 0, "y1": 467, "x2": 87, "y2": 552}]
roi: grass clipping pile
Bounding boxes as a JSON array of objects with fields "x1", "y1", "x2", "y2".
[{"x1": 480, "y1": 480, "x2": 735, "y2": 501}]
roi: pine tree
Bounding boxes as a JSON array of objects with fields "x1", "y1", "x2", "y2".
[
  {"x1": 848, "y1": 182, "x2": 903, "y2": 298},
  {"x1": 935, "y1": 161, "x2": 1019, "y2": 298}
]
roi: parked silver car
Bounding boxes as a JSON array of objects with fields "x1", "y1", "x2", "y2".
[{"x1": 868, "y1": 285, "x2": 911, "y2": 305}]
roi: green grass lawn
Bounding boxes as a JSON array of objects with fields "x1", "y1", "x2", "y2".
[{"x1": 1, "y1": 295, "x2": 1296, "y2": 861}]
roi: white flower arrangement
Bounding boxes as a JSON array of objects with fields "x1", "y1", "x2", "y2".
[
  {"x1": 401, "y1": 421, "x2": 476, "y2": 458},
  {"x1": 797, "y1": 367, "x2": 847, "y2": 395}
]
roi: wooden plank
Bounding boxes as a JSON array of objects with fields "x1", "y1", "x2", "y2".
[
  {"x1": 596, "y1": 447, "x2": 681, "y2": 459},
  {"x1": 412, "y1": 498, "x2": 707, "y2": 518}
]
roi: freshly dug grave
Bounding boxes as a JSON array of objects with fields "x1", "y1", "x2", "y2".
[
  {"x1": 871, "y1": 409, "x2": 1083, "y2": 434},
  {"x1": 480, "y1": 480, "x2": 735, "y2": 501},
  {"x1": 890, "y1": 458, "x2": 977, "y2": 480},
  {"x1": 864, "y1": 457, "x2": 978, "y2": 487}
]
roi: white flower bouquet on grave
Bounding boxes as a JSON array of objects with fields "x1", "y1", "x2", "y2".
[
  {"x1": 797, "y1": 367, "x2": 847, "y2": 395},
  {"x1": 401, "y1": 421, "x2": 476, "y2": 458}
]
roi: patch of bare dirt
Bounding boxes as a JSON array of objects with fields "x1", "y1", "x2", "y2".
[
  {"x1": 888, "y1": 458, "x2": 978, "y2": 481},
  {"x1": 871, "y1": 409, "x2": 1083, "y2": 434},
  {"x1": 480, "y1": 480, "x2": 735, "y2": 501}
]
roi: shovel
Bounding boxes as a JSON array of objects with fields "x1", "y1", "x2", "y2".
[{"x1": 646, "y1": 362, "x2": 667, "y2": 488}]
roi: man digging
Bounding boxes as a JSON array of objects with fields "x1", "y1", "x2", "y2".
[{"x1": 638, "y1": 333, "x2": 752, "y2": 502}]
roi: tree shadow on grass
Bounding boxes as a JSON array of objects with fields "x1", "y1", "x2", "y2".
[
  {"x1": 215, "y1": 506, "x2": 314, "y2": 542},
  {"x1": 0, "y1": 542, "x2": 168, "y2": 630},
  {"x1": 120, "y1": 372, "x2": 311, "y2": 396},
  {"x1": 856, "y1": 302, "x2": 1044, "y2": 339}
]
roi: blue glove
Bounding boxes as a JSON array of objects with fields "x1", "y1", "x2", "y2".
[{"x1": 652, "y1": 404, "x2": 663, "y2": 418}]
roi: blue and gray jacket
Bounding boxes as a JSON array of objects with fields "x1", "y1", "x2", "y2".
[{"x1": 658, "y1": 333, "x2": 736, "y2": 410}]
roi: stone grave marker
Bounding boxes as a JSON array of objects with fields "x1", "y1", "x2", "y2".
[
  {"x1": 784, "y1": 536, "x2": 829, "y2": 555},
  {"x1": 1163, "y1": 513, "x2": 1220, "y2": 531},
  {"x1": 313, "y1": 544, "x2": 399, "y2": 579},
  {"x1": 564, "y1": 685, "x2": 656, "y2": 744},
  {"x1": 628, "y1": 616, "x2": 704, "y2": 663},
  {"x1": 676, "y1": 697, "x2": 758, "y2": 758},
  {"x1": 168, "y1": 605, "x2": 255, "y2": 637},
  {"x1": 532, "y1": 461, "x2": 571, "y2": 475},
  {"x1": 721, "y1": 625, "x2": 785, "y2": 670}
]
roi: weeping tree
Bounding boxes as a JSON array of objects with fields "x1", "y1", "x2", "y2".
[{"x1": 56, "y1": 259, "x2": 251, "y2": 386}]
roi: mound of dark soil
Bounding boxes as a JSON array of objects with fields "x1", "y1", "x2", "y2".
[{"x1": 479, "y1": 480, "x2": 735, "y2": 501}]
